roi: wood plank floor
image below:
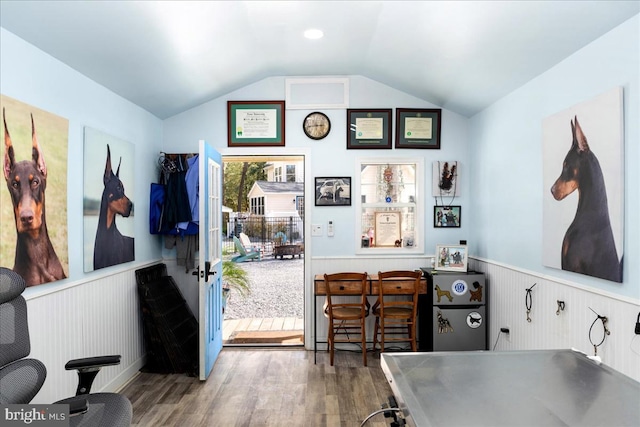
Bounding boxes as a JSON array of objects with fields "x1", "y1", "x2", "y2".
[{"x1": 120, "y1": 349, "x2": 394, "y2": 427}]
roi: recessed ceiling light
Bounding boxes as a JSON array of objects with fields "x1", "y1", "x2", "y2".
[{"x1": 304, "y1": 29, "x2": 324, "y2": 40}]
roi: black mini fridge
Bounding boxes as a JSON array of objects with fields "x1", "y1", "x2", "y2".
[{"x1": 419, "y1": 270, "x2": 487, "y2": 352}]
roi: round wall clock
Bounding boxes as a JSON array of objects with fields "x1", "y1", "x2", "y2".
[{"x1": 303, "y1": 112, "x2": 331, "y2": 140}]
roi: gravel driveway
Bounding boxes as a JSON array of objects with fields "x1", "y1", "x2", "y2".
[{"x1": 223, "y1": 256, "x2": 304, "y2": 320}]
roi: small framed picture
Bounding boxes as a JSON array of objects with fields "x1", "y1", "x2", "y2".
[
  {"x1": 315, "y1": 177, "x2": 351, "y2": 206},
  {"x1": 346, "y1": 109, "x2": 392, "y2": 149},
  {"x1": 434, "y1": 205, "x2": 461, "y2": 228},
  {"x1": 435, "y1": 244, "x2": 468, "y2": 272}
]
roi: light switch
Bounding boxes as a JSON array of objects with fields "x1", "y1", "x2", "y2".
[{"x1": 312, "y1": 224, "x2": 323, "y2": 236}]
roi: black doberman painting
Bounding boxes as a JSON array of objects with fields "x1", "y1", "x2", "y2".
[
  {"x1": 3, "y1": 108, "x2": 66, "y2": 286},
  {"x1": 550, "y1": 116, "x2": 622, "y2": 283},
  {"x1": 93, "y1": 144, "x2": 134, "y2": 270}
]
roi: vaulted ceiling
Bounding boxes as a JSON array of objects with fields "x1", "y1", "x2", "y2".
[{"x1": 1, "y1": 1, "x2": 638, "y2": 119}]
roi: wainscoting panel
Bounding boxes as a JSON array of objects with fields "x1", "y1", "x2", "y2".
[
  {"x1": 471, "y1": 259, "x2": 640, "y2": 382},
  {"x1": 25, "y1": 264, "x2": 151, "y2": 403}
]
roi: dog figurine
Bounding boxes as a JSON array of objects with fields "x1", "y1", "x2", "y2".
[
  {"x1": 550, "y1": 116, "x2": 622, "y2": 282},
  {"x1": 93, "y1": 144, "x2": 134, "y2": 270},
  {"x1": 3, "y1": 109, "x2": 66, "y2": 286},
  {"x1": 435, "y1": 285, "x2": 453, "y2": 303}
]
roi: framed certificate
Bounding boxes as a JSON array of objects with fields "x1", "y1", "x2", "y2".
[
  {"x1": 374, "y1": 211, "x2": 402, "y2": 247},
  {"x1": 227, "y1": 101, "x2": 285, "y2": 147},
  {"x1": 395, "y1": 108, "x2": 441, "y2": 149},
  {"x1": 347, "y1": 109, "x2": 392, "y2": 149}
]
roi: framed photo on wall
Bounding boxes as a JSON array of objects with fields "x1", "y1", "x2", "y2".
[
  {"x1": 346, "y1": 109, "x2": 392, "y2": 149},
  {"x1": 315, "y1": 177, "x2": 351, "y2": 206},
  {"x1": 227, "y1": 100, "x2": 285, "y2": 147},
  {"x1": 434, "y1": 205, "x2": 461, "y2": 228},
  {"x1": 435, "y1": 244, "x2": 468, "y2": 272},
  {"x1": 395, "y1": 108, "x2": 441, "y2": 149}
]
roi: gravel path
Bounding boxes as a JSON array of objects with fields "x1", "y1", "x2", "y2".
[{"x1": 223, "y1": 256, "x2": 304, "y2": 319}]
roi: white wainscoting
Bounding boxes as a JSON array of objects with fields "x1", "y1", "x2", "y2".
[
  {"x1": 307, "y1": 256, "x2": 640, "y2": 382},
  {"x1": 471, "y1": 258, "x2": 640, "y2": 382},
  {"x1": 24, "y1": 262, "x2": 153, "y2": 403}
]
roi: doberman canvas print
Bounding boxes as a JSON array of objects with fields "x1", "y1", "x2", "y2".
[
  {"x1": 83, "y1": 127, "x2": 135, "y2": 272},
  {"x1": 1, "y1": 95, "x2": 69, "y2": 287},
  {"x1": 542, "y1": 87, "x2": 624, "y2": 283}
]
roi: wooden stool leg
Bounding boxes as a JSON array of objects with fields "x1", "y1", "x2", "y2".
[
  {"x1": 328, "y1": 322, "x2": 335, "y2": 366},
  {"x1": 373, "y1": 318, "x2": 379, "y2": 351},
  {"x1": 361, "y1": 317, "x2": 367, "y2": 366}
]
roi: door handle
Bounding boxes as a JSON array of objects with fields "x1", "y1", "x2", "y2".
[{"x1": 204, "y1": 261, "x2": 217, "y2": 282}]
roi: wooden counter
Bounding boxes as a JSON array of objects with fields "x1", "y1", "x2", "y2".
[{"x1": 313, "y1": 274, "x2": 427, "y2": 295}]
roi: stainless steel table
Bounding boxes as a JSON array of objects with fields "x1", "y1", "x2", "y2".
[{"x1": 380, "y1": 349, "x2": 640, "y2": 427}]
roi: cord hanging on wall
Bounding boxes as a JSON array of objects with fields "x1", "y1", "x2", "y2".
[
  {"x1": 588, "y1": 307, "x2": 610, "y2": 356},
  {"x1": 525, "y1": 283, "x2": 536, "y2": 323}
]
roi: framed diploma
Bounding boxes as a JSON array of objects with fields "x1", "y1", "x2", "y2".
[
  {"x1": 347, "y1": 109, "x2": 392, "y2": 149},
  {"x1": 374, "y1": 211, "x2": 402, "y2": 247},
  {"x1": 395, "y1": 108, "x2": 441, "y2": 149},
  {"x1": 227, "y1": 101, "x2": 285, "y2": 147}
]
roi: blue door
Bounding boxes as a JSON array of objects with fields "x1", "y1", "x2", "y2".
[{"x1": 198, "y1": 140, "x2": 222, "y2": 380}]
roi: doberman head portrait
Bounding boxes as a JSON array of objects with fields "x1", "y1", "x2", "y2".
[
  {"x1": 93, "y1": 144, "x2": 134, "y2": 270},
  {"x1": 3, "y1": 108, "x2": 66, "y2": 286},
  {"x1": 550, "y1": 116, "x2": 622, "y2": 283}
]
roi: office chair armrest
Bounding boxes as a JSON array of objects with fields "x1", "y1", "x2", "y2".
[
  {"x1": 65, "y1": 355, "x2": 121, "y2": 371},
  {"x1": 65, "y1": 355, "x2": 121, "y2": 395}
]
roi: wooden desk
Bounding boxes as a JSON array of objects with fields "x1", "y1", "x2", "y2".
[
  {"x1": 313, "y1": 273, "x2": 427, "y2": 363},
  {"x1": 314, "y1": 274, "x2": 427, "y2": 295}
]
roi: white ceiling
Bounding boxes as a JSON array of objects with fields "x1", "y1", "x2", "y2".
[{"x1": 1, "y1": 1, "x2": 638, "y2": 119}]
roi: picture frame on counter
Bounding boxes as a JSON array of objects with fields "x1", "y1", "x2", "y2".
[{"x1": 435, "y1": 244, "x2": 468, "y2": 272}]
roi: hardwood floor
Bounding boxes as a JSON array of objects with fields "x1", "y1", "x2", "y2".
[{"x1": 120, "y1": 348, "x2": 394, "y2": 426}]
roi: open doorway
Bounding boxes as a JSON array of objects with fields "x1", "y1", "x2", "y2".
[{"x1": 221, "y1": 155, "x2": 305, "y2": 346}]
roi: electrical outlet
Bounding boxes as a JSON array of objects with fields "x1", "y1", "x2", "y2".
[{"x1": 503, "y1": 325, "x2": 511, "y2": 343}]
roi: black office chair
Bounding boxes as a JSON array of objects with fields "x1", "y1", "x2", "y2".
[{"x1": 0, "y1": 267, "x2": 132, "y2": 426}]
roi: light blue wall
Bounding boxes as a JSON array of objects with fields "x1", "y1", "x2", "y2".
[
  {"x1": 162, "y1": 76, "x2": 470, "y2": 257},
  {"x1": 468, "y1": 15, "x2": 639, "y2": 299},
  {"x1": 0, "y1": 28, "x2": 164, "y2": 287}
]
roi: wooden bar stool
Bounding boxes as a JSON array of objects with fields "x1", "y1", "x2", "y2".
[
  {"x1": 323, "y1": 272, "x2": 369, "y2": 366},
  {"x1": 372, "y1": 270, "x2": 421, "y2": 352}
]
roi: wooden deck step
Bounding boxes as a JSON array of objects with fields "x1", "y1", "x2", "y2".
[
  {"x1": 223, "y1": 317, "x2": 304, "y2": 345},
  {"x1": 229, "y1": 330, "x2": 303, "y2": 344}
]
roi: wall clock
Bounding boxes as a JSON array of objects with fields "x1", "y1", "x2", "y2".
[{"x1": 303, "y1": 112, "x2": 331, "y2": 140}]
